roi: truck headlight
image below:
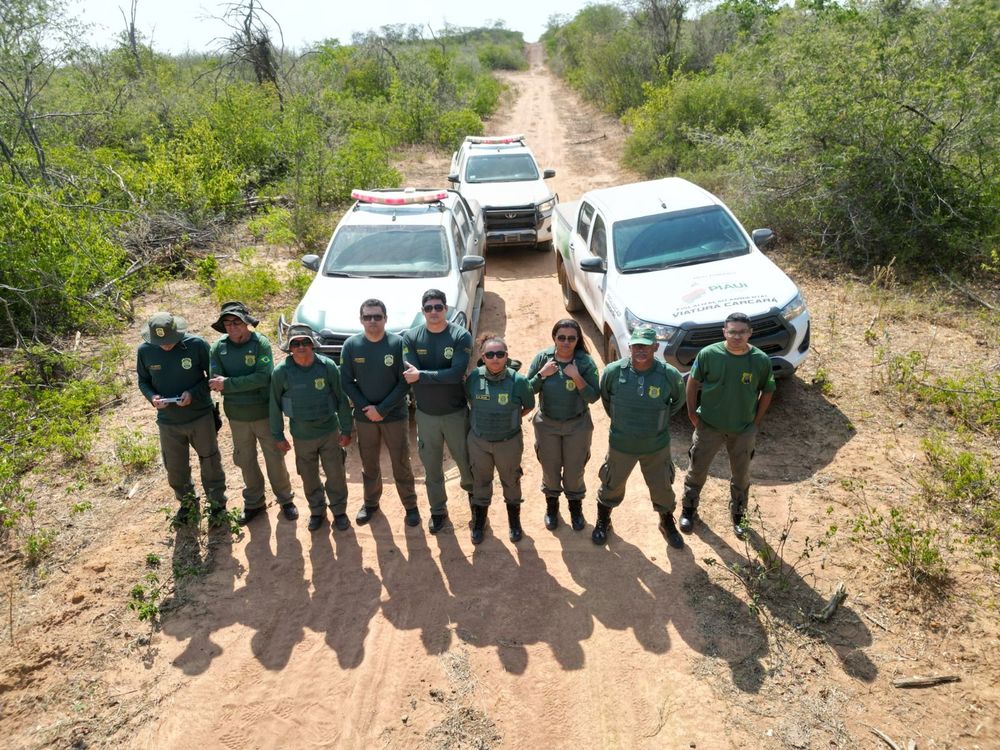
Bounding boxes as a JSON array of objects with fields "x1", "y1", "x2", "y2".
[
  {"x1": 780, "y1": 292, "x2": 807, "y2": 321},
  {"x1": 537, "y1": 196, "x2": 556, "y2": 213},
  {"x1": 625, "y1": 308, "x2": 681, "y2": 346}
]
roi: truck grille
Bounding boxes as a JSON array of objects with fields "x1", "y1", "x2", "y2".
[
  {"x1": 315, "y1": 333, "x2": 349, "y2": 359},
  {"x1": 675, "y1": 314, "x2": 790, "y2": 367},
  {"x1": 484, "y1": 205, "x2": 536, "y2": 233}
]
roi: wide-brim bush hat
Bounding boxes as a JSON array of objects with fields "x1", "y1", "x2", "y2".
[
  {"x1": 285, "y1": 323, "x2": 317, "y2": 350},
  {"x1": 142, "y1": 312, "x2": 187, "y2": 345},
  {"x1": 211, "y1": 301, "x2": 260, "y2": 333}
]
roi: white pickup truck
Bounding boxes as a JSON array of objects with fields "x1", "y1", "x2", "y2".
[
  {"x1": 448, "y1": 134, "x2": 557, "y2": 251},
  {"x1": 554, "y1": 177, "x2": 810, "y2": 377}
]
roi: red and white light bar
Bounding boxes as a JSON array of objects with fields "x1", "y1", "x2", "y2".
[
  {"x1": 465, "y1": 134, "x2": 525, "y2": 145},
  {"x1": 351, "y1": 188, "x2": 448, "y2": 205}
]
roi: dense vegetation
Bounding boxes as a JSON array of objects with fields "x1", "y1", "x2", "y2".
[
  {"x1": 0, "y1": 0, "x2": 525, "y2": 560},
  {"x1": 544, "y1": 0, "x2": 998, "y2": 274}
]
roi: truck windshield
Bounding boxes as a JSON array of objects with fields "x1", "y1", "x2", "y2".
[
  {"x1": 613, "y1": 206, "x2": 750, "y2": 272},
  {"x1": 464, "y1": 154, "x2": 540, "y2": 183},
  {"x1": 322, "y1": 226, "x2": 451, "y2": 277}
]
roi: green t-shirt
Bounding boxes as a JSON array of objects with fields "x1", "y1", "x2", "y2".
[
  {"x1": 691, "y1": 342, "x2": 776, "y2": 433},
  {"x1": 136, "y1": 335, "x2": 212, "y2": 425},
  {"x1": 527, "y1": 346, "x2": 600, "y2": 420},
  {"x1": 210, "y1": 331, "x2": 274, "y2": 422},
  {"x1": 340, "y1": 332, "x2": 410, "y2": 423}
]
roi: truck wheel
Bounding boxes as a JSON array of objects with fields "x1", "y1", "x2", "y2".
[
  {"x1": 535, "y1": 240, "x2": 553, "y2": 253},
  {"x1": 604, "y1": 330, "x2": 620, "y2": 364},
  {"x1": 558, "y1": 259, "x2": 584, "y2": 313}
]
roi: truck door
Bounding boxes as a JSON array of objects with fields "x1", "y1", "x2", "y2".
[{"x1": 578, "y1": 209, "x2": 609, "y2": 325}]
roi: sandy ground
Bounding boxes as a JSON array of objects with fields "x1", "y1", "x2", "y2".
[{"x1": 1, "y1": 44, "x2": 998, "y2": 750}]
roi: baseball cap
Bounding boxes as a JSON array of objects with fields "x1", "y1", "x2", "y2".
[
  {"x1": 628, "y1": 327, "x2": 657, "y2": 346},
  {"x1": 142, "y1": 312, "x2": 187, "y2": 345}
]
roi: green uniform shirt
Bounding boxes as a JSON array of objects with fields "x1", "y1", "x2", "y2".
[
  {"x1": 340, "y1": 332, "x2": 409, "y2": 423},
  {"x1": 600, "y1": 357, "x2": 684, "y2": 454},
  {"x1": 402, "y1": 323, "x2": 472, "y2": 415},
  {"x1": 269, "y1": 353, "x2": 354, "y2": 442},
  {"x1": 136, "y1": 335, "x2": 212, "y2": 425},
  {"x1": 691, "y1": 342, "x2": 776, "y2": 433},
  {"x1": 527, "y1": 346, "x2": 600, "y2": 420},
  {"x1": 210, "y1": 331, "x2": 274, "y2": 422},
  {"x1": 465, "y1": 366, "x2": 535, "y2": 441}
]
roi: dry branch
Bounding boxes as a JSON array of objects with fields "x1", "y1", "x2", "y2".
[
  {"x1": 810, "y1": 581, "x2": 847, "y2": 622},
  {"x1": 892, "y1": 674, "x2": 960, "y2": 688},
  {"x1": 569, "y1": 133, "x2": 607, "y2": 145},
  {"x1": 871, "y1": 727, "x2": 901, "y2": 750}
]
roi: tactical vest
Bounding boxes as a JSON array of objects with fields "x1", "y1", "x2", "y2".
[
  {"x1": 281, "y1": 360, "x2": 338, "y2": 421},
  {"x1": 609, "y1": 360, "x2": 672, "y2": 437},
  {"x1": 470, "y1": 367, "x2": 520, "y2": 440}
]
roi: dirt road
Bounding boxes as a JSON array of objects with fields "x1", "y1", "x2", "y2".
[{"x1": 3, "y1": 43, "x2": 997, "y2": 750}]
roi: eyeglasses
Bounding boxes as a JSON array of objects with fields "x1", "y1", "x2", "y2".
[
  {"x1": 555, "y1": 334, "x2": 578, "y2": 342},
  {"x1": 289, "y1": 340, "x2": 312, "y2": 349},
  {"x1": 361, "y1": 314, "x2": 384, "y2": 322},
  {"x1": 222, "y1": 319, "x2": 246, "y2": 328},
  {"x1": 482, "y1": 351, "x2": 507, "y2": 359},
  {"x1": 725, "y1": 329, "x2": 751, "y2": 337},
  {"x1": 422, "y1": 303, "x2": 445, "y2": 312}
]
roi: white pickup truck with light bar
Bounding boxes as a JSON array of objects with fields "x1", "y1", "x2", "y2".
[
  {"x1": 279, "y1": 188, "x2": 487, "y2": 356},
  {"x1": 554, "y1": 177, "x2": 810, "y2": 377},
  {"x1": 448, "y1": 134, "x2": 557, "y2": 251}
]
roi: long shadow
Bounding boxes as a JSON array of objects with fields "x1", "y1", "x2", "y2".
[
  {"x1": 559, "y1": 532, "x2": 768, "y2": 692},
  {"x1": 697, "y1": 520, "x2": 876, "y2": 683},
  {"x1": 309, "y1": 521, "x2": 382, "y2": 669},
  {"x1": 436, "y1": 521, "x2": 591, "y2": 673}
]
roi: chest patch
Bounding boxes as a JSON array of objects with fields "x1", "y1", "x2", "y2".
[
  {"x1": 384, "y1": 354, "x2": 394, "y2": 367},
  {"x1": 648, "y1": 385, "x2": 660, "y2": 398},
  {"x1": 498, "y1": 393, "x2": 509, "y2": 405},
  {"x1": 741, "y1": 372, "x2": 753, "y2": 384},
  {"x1": 353, "y1": 357, "x2": 365, "y2": 363},
  {"x1": 475, "y1": 394, "x2": 490, "y2": 401},
  {"x1": 245, "y1": 354, "x2": 256, "y2": 366},
  {"x1": 565, "y1": 379, "x2": 577, "y2": 391},
  {"x1": 181, "y1": 357, "x2": 192, "y2": 370},
  {"x1": 416, "y1": 348, "x2": 428, "y2": 356},
  {"x1": 314, "y1": 378, "x2": 326, "y2": 390},
  {"x1": 443, "y1": 347, "x2": 454, "y2": 360}
]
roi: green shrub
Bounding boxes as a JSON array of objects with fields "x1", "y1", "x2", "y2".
[
  {"x1": 433, "y1": 109, "x2": 484, "y2": 150},
  {"x1": 211, "y1": 265, "x2": 282, "y2": 308},
  {"x1": 477, "y1": 43, "x2": 527, "y2": 70},
  {"x1": 328, "y1": 131, "x2": 402, "y2": 202},
  {"x1": 247, "y1": 206, "x2": 297, "y2": 246},
  {"x1": 853, "y1": 507, "x2": 950, "y2": 587},
  {"x1": 114, "y1": 430, "x2": 159, "y2": 473}
]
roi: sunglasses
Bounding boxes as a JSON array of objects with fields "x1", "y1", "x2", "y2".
[
  {"x1": 289, "y1": 340, "x2": 312, "y2": 349},
  {"x1": 482, "y1": 350, "x2": 507, "y2": 359},
  {"x1": 361, "y1": 314, "x2": 384, "y2": 322},
  {"x1": 423, "y1": 303, "x2": 445, "y2": 312},
  {"x1": 556, "y1": 334, "x2": 578, "y2": 342}
]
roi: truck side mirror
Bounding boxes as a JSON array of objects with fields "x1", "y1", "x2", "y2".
[
  {"x1": 447, "y1": 173, "x2": 459, "y2": 183},
  {"x1": 460, "y1": 256, "x2": 486, "y2": 272},
  {"x1": 752, "y1": 228, "x2": 775, "y2": 249},
  {"x1": 301, "y1": 254, "x2": 320, "y2": 272},
  {"x1": 580, "y1": 257, "x2": 606, "y2": 274},
  {"x1": 543, "y1": 169, "x2": 556, "y2": 179}
]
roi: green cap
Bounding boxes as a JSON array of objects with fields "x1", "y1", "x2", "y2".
[
  {"x1": 628, "y1": 326, "x2": 657, "y2": 346},
  {"x1": 142, "y1": 312, "x2": 187, "y2": 345}
]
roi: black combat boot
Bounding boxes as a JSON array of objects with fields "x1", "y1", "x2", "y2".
[
  {"x1": 471, "y1": 504, "x2": 487, "y2": 545},
  {"x1": 591, "y1": 504, "x2": 612, "y2": 545},
  {"x1": 543, "y1": 497, "x2": 559, "y2": 530},
  {"x1": 679, "y1": 506, "x2": 695, "y2": 533},
  {"x1": 659, "y1": 513, "x2": 684, "y2": 549},
  {"x1": 567, "y1": 499, "x2": 586, "y2": 530},
  {"x1": 507, "y1": 503, "x2": 523, "y2": 542}
]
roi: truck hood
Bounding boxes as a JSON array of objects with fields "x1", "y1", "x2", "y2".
[
  {"x1": 461, "y1": 181, "x2": 554, "y2": 209},
  {"x1": 294, "y1": 275, "x2": 454, "y2": 334},
  {"x1": 616, "y1": 253, "x2": 800, "y2": 325}
]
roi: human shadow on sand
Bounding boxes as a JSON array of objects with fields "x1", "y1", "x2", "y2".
[
  {"x1": 697, "y1": 519, "x2": 877, "y2": 683},
  {"x1": 560, "y1": 531, "x2": 769, "y2": 693},
  {"x1": 435, "y1": 519, "x2": 592, "y2": 673}
]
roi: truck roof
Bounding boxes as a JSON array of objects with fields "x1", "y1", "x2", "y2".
[{"x1": 584, "y1": 178, "x2": 721, "y2": 221}]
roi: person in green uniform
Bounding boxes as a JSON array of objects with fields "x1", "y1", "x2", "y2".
[
  {"x1": 136, "y1": 311, "x2": 227, "y2": 526},
  {"x1": 402, "y1": 289, "x2": 474, "y2": 534},
  {"x1": 465, "y1": 335, "x2": 535, "y2": 545},
  {"x1": 527, "y1": 319, "x2": 599, "y2": 532},
  {"x1": 593, "y1": 327, "x2": 686, "y2": 548},
  {"x1": 209, "y1": 302, "x2": 296, "y2": 525},
  {"x1": 270, "y1": 324, "x2": 354, "y2": 532},
  {"x1": 683, "y1": 312, "x2": 776, "y2": 539},
  {"x1": 340, "y1": 299, "x2": 419, "y2": 527}
]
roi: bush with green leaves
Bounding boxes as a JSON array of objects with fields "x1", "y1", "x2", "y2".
[
  {"x1": 853, "y1": 507, "x2": 950, "y2": 588},
  {"x1": 114, "y1": 430, "x2": 159, "y2": 473},
  {"x1": 210, "y1": 263, "x2": 282, "y2": 308}
]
